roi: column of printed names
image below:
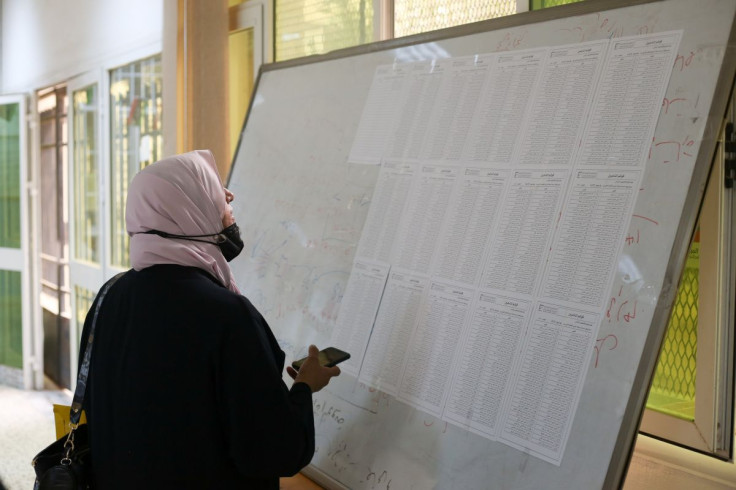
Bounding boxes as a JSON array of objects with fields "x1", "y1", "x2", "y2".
[
  {"x1": 359, "y1": 271, "x2": 429, "y2": 395},
  {"x1": 517, "y1": 41, "x2": 607, "y2": 167},
  {"x1": 576, "y1": 32, "x2": 682, "y2": 167},
  {"x1": 499, "y1": 304, "x2": 598, "y2": 464},
  {"x1": 356, "y1": 162, "x2": 415, "y2": 263},
  {"x1": 398, "y1": 282, "x2": 473, "y2": 416},
  {"x1": 329, "y1": 260, "x2": 389, "y2": 376},
  {"x1": 462, "y1": 50, "x2": 544, "y2": 165},
  {"x1": 443, "y1": 294, "x2": 531, "y2": 438},
  {"x1": 421, "y1": 57, "x2": 489, "y2": 163},
  {"x1": 542, "y1": 171, "x2": 640, "y2": 308},
  {"x1": 348, "y1": 64, "x2": 411, "y2": 165},
  {"x1": 393, "y1": 165, "x2": 458, "y2": 273},
  {"x1": 433, "y1": 168, "x2": 508, "y2": 286},
  {"x1": 384, "y1": 61, "x2": 440, "y2": 163},
  {"x1": 480, "y1": 171, "x2": 568, "y2": 296}
]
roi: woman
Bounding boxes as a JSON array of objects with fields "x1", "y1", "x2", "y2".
[{"x1": 78, "y1": 150, "x2": 339, "y2": 489}]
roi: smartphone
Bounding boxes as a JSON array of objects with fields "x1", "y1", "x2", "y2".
[{"x1": 291, "y1": 347, "x2": 351, "y2": 370}]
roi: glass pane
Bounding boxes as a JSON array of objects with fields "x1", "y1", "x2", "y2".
[
  {"x1": 72, "y1": 84, "x2": 100, "y2": 264},
  {"x1": 0, "y1": 269, "x2": 23, "y2": 369},
  {"x1": 229, "y1": 27, "x2": 255, "y2": 161},
  {"x1": 530, "y1": 0, "x2": 584, "y2": 10},
  {"x1": 110, "y1": 55, "x2": 163, "y2": 267},
  {"x1": 395, "y1": 0, "x2": 516, "y2": 38},
  {"x1": 646, "y1": 233, "x2": 699, "y2": 421},
  {"x1": 0, "y1": 102, "x2": 21, "y2": 249},
  {"x1": 38, "y1": 88, "x2": 68, "y2": 262},
  {"x1": 74, "y1": 285, "x2": 96, "y2": 341},
  {"x1": 275, "y1": 0, "x2": 374, "y2": 61}
]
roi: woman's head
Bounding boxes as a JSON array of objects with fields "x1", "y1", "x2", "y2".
[{"x1": 126, "y1": 150, "x2": 241, "y2": 292}]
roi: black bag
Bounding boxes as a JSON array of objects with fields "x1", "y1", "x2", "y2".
[
  {"x1": 31, "y1": 272, "x2": 125, "y2": 490},
  {"x1": 31, "y1": 424, "x2": 90, "y2": 490}
]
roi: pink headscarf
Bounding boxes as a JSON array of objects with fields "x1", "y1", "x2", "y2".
[{"x1": 126, "y1": 149, "x2": 240, "y2": 293}]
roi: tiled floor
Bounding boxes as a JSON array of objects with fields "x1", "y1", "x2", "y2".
[{"x1": 0, "y1": 383, "x2": 72, "y2": 490}]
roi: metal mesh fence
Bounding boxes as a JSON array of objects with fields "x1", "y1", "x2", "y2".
[
  {"x1": 394, "y1": 0, "x2": 516, "y2": 38},
  {"x1": 647, "y1": 240, "x2": 698, "y2": 420}
]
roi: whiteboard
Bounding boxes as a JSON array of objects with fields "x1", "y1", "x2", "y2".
[{"x1": 227, "y1": 0, "x2": 736, "y2": 488}]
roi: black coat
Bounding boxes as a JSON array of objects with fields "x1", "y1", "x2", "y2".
[{"x1": 78, "y1": 264, "x2": 314, "y2": 489}]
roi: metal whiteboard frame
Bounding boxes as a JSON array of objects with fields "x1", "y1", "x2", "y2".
[{"x1": 227, "y1": 1, "x2": 736, "y2": 487}]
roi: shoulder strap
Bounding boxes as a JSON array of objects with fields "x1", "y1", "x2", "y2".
[{"x1": 70, "y1": 272, "x2": 126, "y2": 425}]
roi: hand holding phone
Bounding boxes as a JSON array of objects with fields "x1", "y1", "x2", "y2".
[
  {"x1": 291, "y1": 346, "x2": 351, "y2": 370},
  {"x1": 287, "y1": 345, "x2": 345, "y2": 393}
]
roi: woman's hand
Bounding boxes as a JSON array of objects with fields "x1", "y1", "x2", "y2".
[{"x1": 286, "y1": 345, "x2": 340, "y2": 393}]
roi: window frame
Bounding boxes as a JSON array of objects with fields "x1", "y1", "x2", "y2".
[
  {"x1": 107, "y1": 53, "x2": 164, "y2": 271},
  {"x1": 67, "y1": 68, "x2": 106, "y2": 387},
  {"x1": 0, "y1": 94, "x2": 34, "y2": 389}
]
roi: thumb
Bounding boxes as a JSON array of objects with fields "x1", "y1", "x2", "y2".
[{"x1": 308, "y1": 344, "x2": 320, "y2": 358}]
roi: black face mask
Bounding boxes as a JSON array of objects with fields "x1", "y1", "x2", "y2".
[{"x1": 143, "y1": 223, "x2": 245, "y2": 262}]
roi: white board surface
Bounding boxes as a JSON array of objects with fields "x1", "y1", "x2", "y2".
[{"x1": 227, "y1": 1, "x2": 736, "y2": 488}]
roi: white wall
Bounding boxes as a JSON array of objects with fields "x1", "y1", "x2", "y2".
[{"x1": 1, "y1": 0, "x2": 163, "y2": 93}]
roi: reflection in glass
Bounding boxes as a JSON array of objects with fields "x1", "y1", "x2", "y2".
[
  {"x1": 0, "y1": 102, "x2": 21, "y2": 249},
  {"x1": 74, "y1": 285, "x2": 96, "y2": 341},
  {"x1": 0, "y1": 270, "x2": 22, "y2": 369},
  {"x1": 275, "y1": 0, "x2": 373, "y2": 61},
  {"x1": 73, "y1": 85, "x2": 100, "y2": 264},
  {"x1": 110, "y1": 55, "x2": 163, "y2": 267}
]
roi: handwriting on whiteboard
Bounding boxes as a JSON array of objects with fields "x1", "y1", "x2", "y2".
[
  {"x1": 559, "y1": 13, "x2": 626, "y2": 42},
  {"x1": 662, "y1": 96, "x2": 689, "y2": 115},
  {"x1": 363, "y1": 468, "x2": 392, "y2": 490},
  {"x1": 673, "y1": 49, "x2": 701, "y2": 72},
  {"x1": 606, "y1": 285, "x2": 638, "y2": 324},
  {"x1": 325, "y1": 439, "x2": 357, "y2": 474},
  {"x1": 357, "y1": 382, "x2": 392, "y2": 412},
  {"x1": 624, "y1": 214, "x2": 659, "y2": 250},
  {"x1": 313, "y1": 398, "x2": 346, "y2": 427},
  {"x1": 496, "y1": 29, "x2": 527, "y2": 51},
  {"x1": 649, "y1": 135, "x2": 695, "y2": 164},
  {"x1": 593, "y1": 334, "x2": 618, "y2": 368}
]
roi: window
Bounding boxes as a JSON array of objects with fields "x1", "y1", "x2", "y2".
[
  {"x1": 109, "y1": 55, "x2": 163, "y2": 268},
  {"x1": 73, "y1": 286, "x2": 96, "y2": 341},
  {"x1": 275, "y1": 0, "x2": 527, "y2": 62},
  {"x1": 395, "y1": 0, "x2": 516, "y2": 37},
  {"x1": 0, "y1": 270, "x2": 22, "y2": 370},
  {"x1": 0, "y1": 103, "x2": 21, "y2": 249},
  {"x1": 275, "y1": 0, "x2": 374, "y2": 61},
  {"x1": 0, "y1": 101, "x2": 23, "y2": 372},
  {"x1": 530, "y1": 0, "x2": 583, "y2": 9},
  {"x1": 72, "y1": 85, "x2": 100, "y2": 265}
]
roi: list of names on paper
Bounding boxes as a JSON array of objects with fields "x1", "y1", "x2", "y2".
[
  {"x1": 336, "y1": 31, "x2": 681, "y2": 465},
  {"x1": 480, "y1": 170, "x2": 567, "y2": 296}
]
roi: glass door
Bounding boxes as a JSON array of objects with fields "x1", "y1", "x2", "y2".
[
  {"x1": 68, "y1": 71, "x2": 106, "y2": 386},
  {"x1": 0, "y1": 95, "x2": 32, "y2": 389}
]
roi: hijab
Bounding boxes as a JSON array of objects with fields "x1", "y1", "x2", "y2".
[{"x1": 126, "y1": 149, "x2": 240, "y2": 293}]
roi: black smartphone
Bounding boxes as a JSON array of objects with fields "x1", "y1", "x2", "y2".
[{"x1": 291, "y1": 347, "x2": 351, "y2": 370}]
